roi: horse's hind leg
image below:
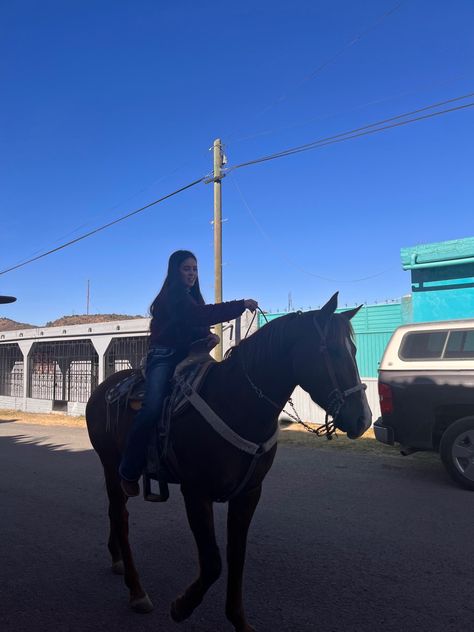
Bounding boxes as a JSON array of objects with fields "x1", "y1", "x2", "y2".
[
  {"x1": 103, "y1": 464, "x2": 153, "y2": 613},
  {"x1": 103, "y1": 468, "x2": 125, "y2": 575},
  {"x1": 170, "y1": 490, "x2": 222, "y2": 622},
  {"x1": 226, "y1": 485, "x2": 262, "y2": 632}
]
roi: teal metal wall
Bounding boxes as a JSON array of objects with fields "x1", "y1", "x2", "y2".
[
  {"x1": 343, "y1": 302, "x2": 407, "y2": 376},
  {"x1": 258, "y1": 300, "x2": 408, "y2": 377},
  {"x1": 257, "y1": 237, "x2": 474, "y2": 379},
  {"x1": 401, "y1": 237, "x2": 474, "y2": 322}
]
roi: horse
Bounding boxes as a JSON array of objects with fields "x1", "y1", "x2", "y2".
[{"x1": 85, "y1": 293, "x2": 372, "y2": 632}]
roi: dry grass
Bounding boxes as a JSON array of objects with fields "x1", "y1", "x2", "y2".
[
  {"x1": 279, "y1": 422, "x2": 392, "y2": 455},
  {"x1": 0, "y1": 408, "x2": 392, "y2": 455},
  {"x1": 0, "y1": 409, "x2": 86, "y2": 428}
]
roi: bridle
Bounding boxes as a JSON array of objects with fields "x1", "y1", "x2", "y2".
[
  {"x1": 311, "y1": 315, "x2": 367, "y2": 423},
  {"x1": 241, "y1": 310, "x2": 366, "y2": 439}
]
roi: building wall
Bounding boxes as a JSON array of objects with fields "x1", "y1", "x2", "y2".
[
  {"x1": 0, "y1": 312, "x2": 258, "y2": 416},
  {"x1": 401, "y1": 237, "x2": 474, "y2": 322},
  {"x1": 259, "y1": 301, "x2": 409, "y2": 378}
]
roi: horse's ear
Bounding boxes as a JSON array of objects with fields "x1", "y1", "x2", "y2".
[
  {"x1": 341, "y1": 304, "x2": 363, "y2": 320},
  {"x1": 319, "y1": 292, "x2": 339, "y2": 319}
]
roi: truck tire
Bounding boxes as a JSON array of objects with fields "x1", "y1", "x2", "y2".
[{"x1": 440, "y1": 416, "x2": 474, "y2": 491}]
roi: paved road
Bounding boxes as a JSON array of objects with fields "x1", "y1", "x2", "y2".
[{"x1": 1, "y1": 421, "x2": 473, "y2": 632}]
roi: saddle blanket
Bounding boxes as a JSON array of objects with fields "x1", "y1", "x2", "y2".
[
  {"x1": 105, "y1": 355, "x2": 216, "y2": 498},
  {"x1": 105, "y1": 357, "x2": 215, "y2": 416}
]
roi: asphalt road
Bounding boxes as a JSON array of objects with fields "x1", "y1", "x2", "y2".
[{"x1": 1, "y1": 421, "x2": 473, "y2": 632}]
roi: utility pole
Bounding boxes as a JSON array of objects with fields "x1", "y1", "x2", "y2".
[
  {"x1": 213, "y1": 138, "x2": 224, "y2": 360},
  {"x1": 86, "y1": 280, "x2": 90, "y2": 315}
]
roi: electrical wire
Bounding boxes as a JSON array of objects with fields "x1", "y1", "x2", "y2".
[
  {"x1": 228, "y1": 95, "x2": 474, "y2": 172},
  {"x1": 6, "y1": 151, "x2": 212, "y2": 270},
  {"x1": 258, "y1": 1, "x2": 406, "y2": 117},
  {"x1": 232, "y1": 71, "x2": 472, "y2": 144},
  {"x1": 231, "y1": 173, "x2": 393, "y2": 284},
  {"x1": 3, "y1": 92, "x2": 473, "y2": 278},
  {"x1": 226, "y1": 0, "x2": 406, "y2": 143},
  {"x1": 0, "y1": 176, "x2": 206, "y2": 276}
]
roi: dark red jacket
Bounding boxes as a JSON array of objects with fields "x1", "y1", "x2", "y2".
[{"x1": 149, "y1": 289, "x2": 246, "y2": 350}]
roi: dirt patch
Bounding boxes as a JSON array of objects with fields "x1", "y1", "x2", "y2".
[
  {"x1": 0, "y1": 408, "x2": 394, "y2": 455},
  {"x1": 279, "y1": 422, "x2": 391, "y2": 453},
  {"x1": 0, "y1": 409, "x2": 86, "y2": 428}
]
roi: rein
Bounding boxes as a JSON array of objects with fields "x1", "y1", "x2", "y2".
[{"x1": 241, "y1": 308, "x2": 365, "y2": 440}]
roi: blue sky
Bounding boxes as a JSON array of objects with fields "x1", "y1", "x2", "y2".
[{"x1": 1, "y1": 0, "x2": 473, "y2": 323}]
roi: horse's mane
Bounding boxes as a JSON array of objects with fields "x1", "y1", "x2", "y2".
[
  {"x1": 224, "y1": 310, "x2": 354, "y2": 368},
  {"x1": 224, "y1": 312, "x2": 299, "y2": 368}
]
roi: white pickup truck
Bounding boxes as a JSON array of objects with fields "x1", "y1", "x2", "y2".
[{"x1": 374, "y1": 319, "x2": 474, "y2": 490}]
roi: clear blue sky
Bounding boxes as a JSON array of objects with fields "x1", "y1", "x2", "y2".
[{"x1": 1, "y1": 0, "x2": 473, "y2": 323}]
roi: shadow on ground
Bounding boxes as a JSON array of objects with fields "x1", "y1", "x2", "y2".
[{"x1": 0, "y1": 427, "x2": 473, "y2": 632}]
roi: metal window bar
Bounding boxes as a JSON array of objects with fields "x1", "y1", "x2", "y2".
[
  {"x1": 28, "y1": 340, "x2": 99, "y2": 403},
  {"x1": 0, "y1": 343, "x2": 24, "y2": 397},
  {"x1": 105, "y1": 336, "x2": 149, "y2": 379}
]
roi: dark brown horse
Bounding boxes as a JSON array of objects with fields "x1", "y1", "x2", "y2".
[{"x1": 85, "y1": 293, "x2": 372, "y2": 631}]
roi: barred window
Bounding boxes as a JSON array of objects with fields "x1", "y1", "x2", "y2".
[
  {"x1": 0, "y1": 343, "x2": 23, "y2": 397},
  {"x1": 105, "y1": 336, "x2": 149, "y2": 379},
  {"x1": 29, "y1": 340, "x2": 98, "y2": 403}
]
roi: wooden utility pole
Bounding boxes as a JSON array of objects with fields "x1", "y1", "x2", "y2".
[
  {"x1": 213, "y1": 138, "x2": 223, "y2": 361},
  {"x1": 86, "y1": 280, "x2": 90, "y2": 315}
]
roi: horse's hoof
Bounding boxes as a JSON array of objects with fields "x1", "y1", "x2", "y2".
[
  {"x1": 111, "y1": 560, "x2": 124, "y2": 575},
  {"x1": 130, "y1": 593, "x2": 154, "y2": 613},
  {"x1": 170, "y1": 597, "x2": 194, "y2": 623}
]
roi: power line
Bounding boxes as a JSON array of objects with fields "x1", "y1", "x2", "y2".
[
  {"x1": 3, "y1": 92, "x2": 473, "y2": 278},
  {"x1": 6, "y1": 152, "x2": 212, "y2": 270},
  {"x1": 0, "y1": 176, "x2": 206, "y2": 276},
  {"x1": 231, "y1": 173, "x2": 393, "y2": 284},
  {"x1": 228, "y1": 94, "x2": 474, "y2": 172},
  {"x1": 226, "y1": 0, "x2": 406, "y2": 143},
  {"x1": 232, "y1": 71, "x2": 472, "y2": 144}
]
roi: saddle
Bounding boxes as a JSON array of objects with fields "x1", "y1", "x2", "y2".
[
  {"x1": 106, "y1": 340, "x2": 279, "y2": 504},
  {"x1": 105, "y1": 342, "x2": 216, "y2": 501}
]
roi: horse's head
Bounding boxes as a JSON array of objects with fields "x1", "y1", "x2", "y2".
[{"x1": 290, "y1": 293, "x2": 372, "y2": 439}]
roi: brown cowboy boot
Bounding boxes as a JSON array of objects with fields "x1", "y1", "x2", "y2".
[{"x1": 120, "y1": 478, "x2": 140, "y2": 497}]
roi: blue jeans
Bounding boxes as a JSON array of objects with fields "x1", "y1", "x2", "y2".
[{"x1": 119, "y1": 345, "x2": 183, "y2": 482}]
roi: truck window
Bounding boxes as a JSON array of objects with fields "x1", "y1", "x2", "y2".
[
  {"x1": 443, "y1": 330, "x2": 474, "y2": 358},
  {"x1": 400, "y1": 331, "x2": 448, "y2": 360}
]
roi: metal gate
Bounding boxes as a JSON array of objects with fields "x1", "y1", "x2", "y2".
[
  {"x1": 28, "y1": 340, "x2": 99, "y2": 403},
  {"x1": 0, "y1": 343, "x2": 23, "y2": 397},
  {"x1": 105, "y1": 336, "x2": 149, "y2": 378}
]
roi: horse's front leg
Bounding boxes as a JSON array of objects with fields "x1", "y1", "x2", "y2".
[
  {"x1": 170, "y1": 490, "x2": 222, "y2": 622},
  {"x1": 104, "y1": 466, "x2": 153, "y2": 613},
  {"x1": 226, "y1": 485, "x2": 262, "y2": 632}
]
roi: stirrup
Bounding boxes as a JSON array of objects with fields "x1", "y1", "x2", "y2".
[{"x1": 143, "y1": 472, "x2": 170, "y2": 502}]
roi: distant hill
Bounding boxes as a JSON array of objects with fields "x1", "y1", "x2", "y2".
[
  {"x1": 0, "y1": 314, "x2": 145, "y2": 332},
  {"x1": 0, "y1": 317, "x2": 37, "y2": 332},
  {"x1": 46, "y1": 314, "x2": 145, "y2": 327}
]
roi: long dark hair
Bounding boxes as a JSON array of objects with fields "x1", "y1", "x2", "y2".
[{"x1": 150, "y1": 250, "x2": 205, "y2": 317}]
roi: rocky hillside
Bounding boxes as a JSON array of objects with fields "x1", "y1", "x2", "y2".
[
  {"x1": 45, "y1": 314, "x2": 144, "y2": 327},
  {"x1": 0, "y1": 317, "x2": 37, "y2": 332},
  {"x1": 0, "y1": 314, "x2": 144, "y2": 331}
]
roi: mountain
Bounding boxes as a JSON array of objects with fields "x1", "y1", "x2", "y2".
[
  {"x1": 0, "y1": 314, "x2": 145, "y2": 331},
  {"x1": 0, "y1": 317, "x2": 37, "y2": 332},
  {"x1": 45, "y1": 314, "x2": 145, "y2": 327}
]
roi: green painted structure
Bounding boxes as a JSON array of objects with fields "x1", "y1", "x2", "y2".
[
  {"x1": 259, "y1": 237, "x2": 474, "y2": 378},
  {"x1": 401, "y1": 237, "x2": 474, "y2": 322},
  {"x1": 258, "y1": 299, "x2": 410, "y2": 377}
]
